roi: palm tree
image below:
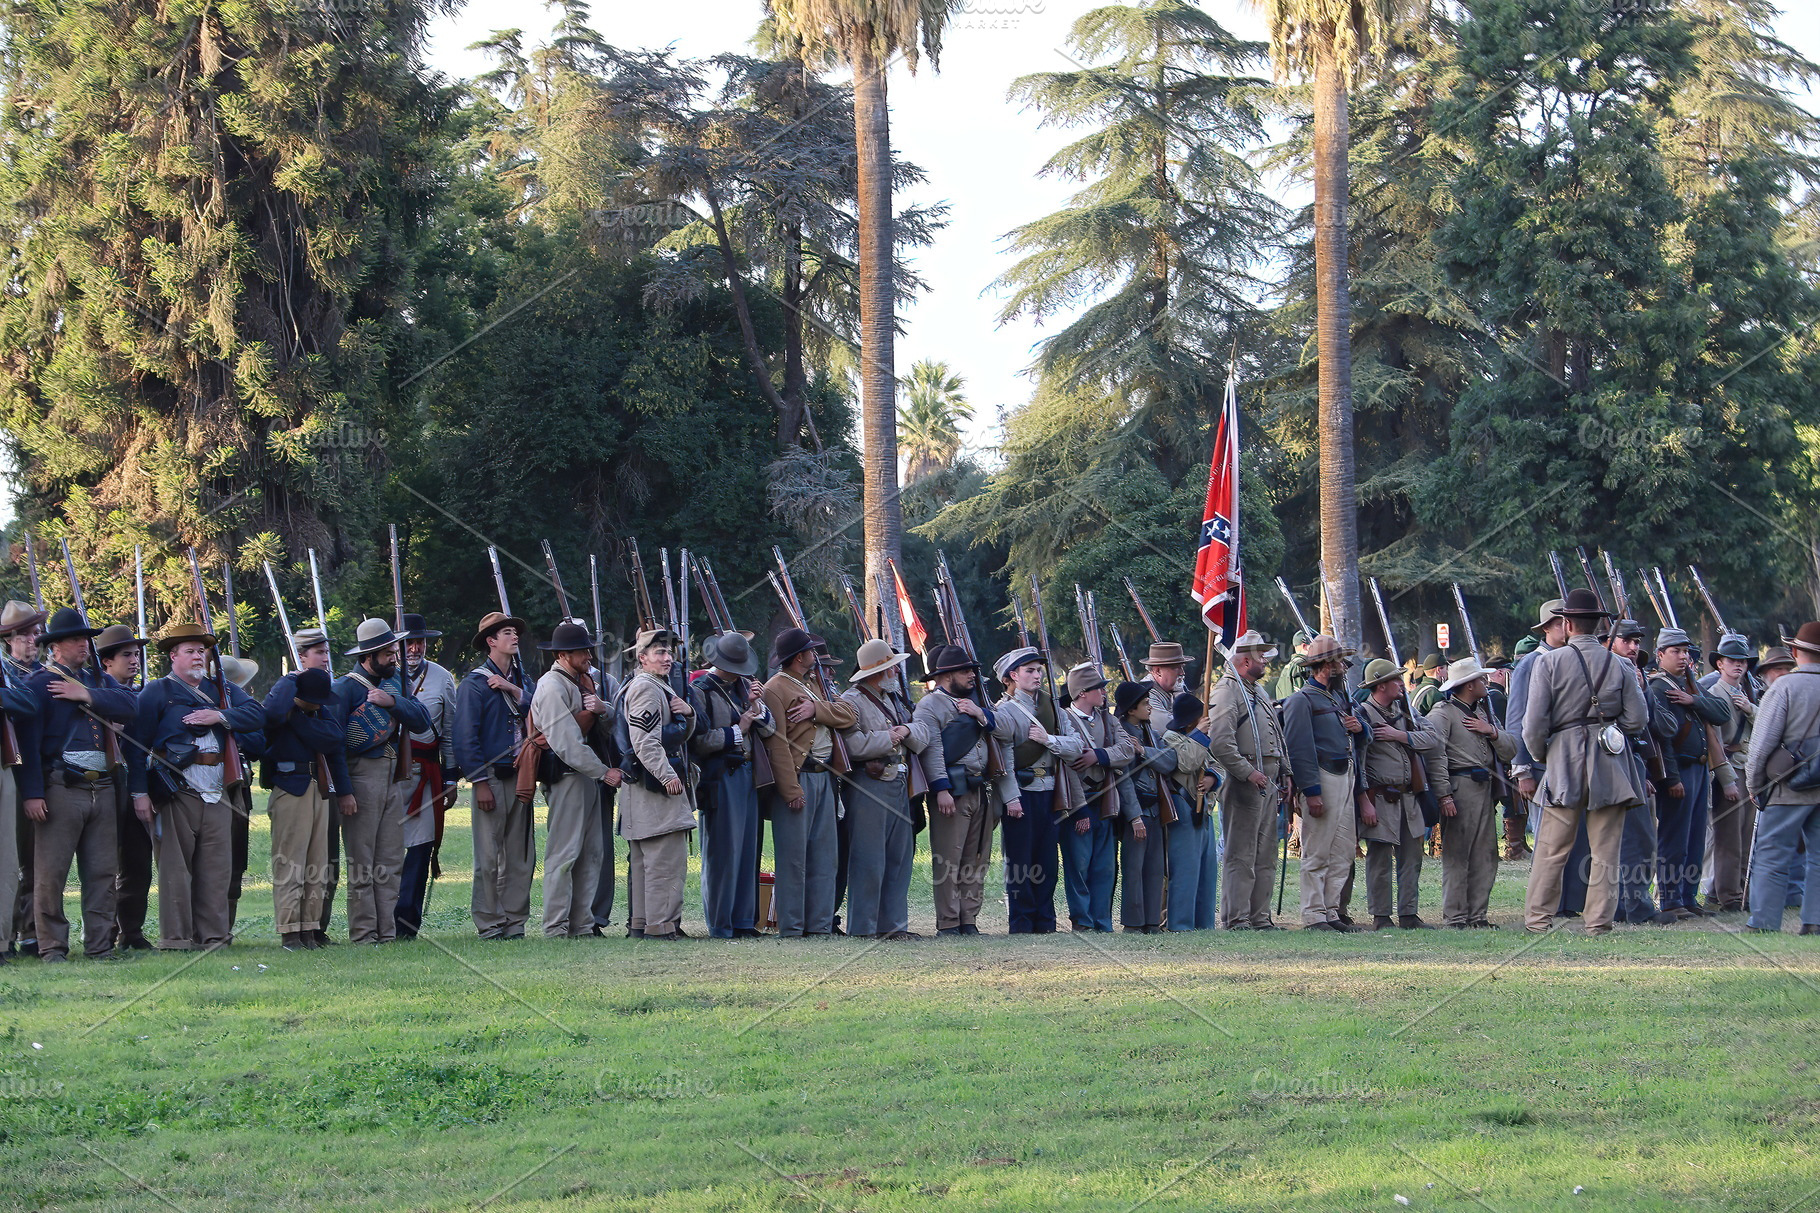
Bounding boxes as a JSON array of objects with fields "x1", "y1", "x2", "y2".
[
  {"x1": 1250, "y1": 0, "x2": 1398, "y2": 651},
  {"x1": 765, "y1": 0, "x2": 950, "y2": 621},
  {"x1": 898, "y1": 359, "x2": 972, "y2": 482}
]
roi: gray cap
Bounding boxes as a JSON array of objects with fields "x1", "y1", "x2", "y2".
[{"x1": 1655, "y1": 627, "x2": 1692, "y2": 650}]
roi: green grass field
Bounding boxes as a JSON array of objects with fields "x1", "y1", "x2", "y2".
[{"x1": 3, "y1": 800, "x2": 1818, "y2": 1212}]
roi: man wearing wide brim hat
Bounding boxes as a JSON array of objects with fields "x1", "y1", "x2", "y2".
[
  {"x1": 1140, "y1": 641, "x2": 1192, "y2": 734},
  {"x1": 1354, "y1": 658, "x2": 1441, "y2": 930},
  {"x1": 21, "y1": 608, "x2": 139, "y2": 960},
  {"x1": 836, "y1": 639, "x2": 930, "y2": 939},
  {"x1": 0, "y1": 600, "x2": 44, "y2": 959},
  {"x1": 87, "y1": 624, "x2": 151, "y2": 949},
  {"x1": 531, "y1": 620, "x2": 621, "y2": 939},
  {"x1": 1206, "y1": 629, "x2": 1289, "y2": 929},
  {"x1": 327, "y1": 619, "x2": 431, "y2": 944},
  {"x1": 991, "y1": 645, "x2": 1088, "y2": 934},
  {"x1": 760, "y1": 627, "x2": 858, "y2": 937},
  {"x1": 394, "y1": 614, "x2": 458, "y2": 942},
  {"x1": 691, "y1": 630, "x2": 776, "y2": 938},
  {"x1": 1743, "y1": 622, "x2": 1820, "y2": 933},
  {"x1": 910, "y1": 642, "x2": 1021, "y2": 936},
  {"x1": 1646, "y1": 625, "x2": 1732, "y2": 920},
  {"x1": 1758, "y1": 646, "x2": 1797, "y2": 679},
  {"x1": 1425, "y1": 657, "x2": 1517, "y2": 928},
  {"x1": 1700, "y1": 632, "x2": 1759, "y2": 914},
  {"x1": 1519, "y1": 588, "x2": 1648, "y2": 934},
  {"x1": 453, "y1": 610, "x2": 536, "y2": 940},
  {"x1": 1281, "y1": 634, "x2": 1367, "y2": 930}
]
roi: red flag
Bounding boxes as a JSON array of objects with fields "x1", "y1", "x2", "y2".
[
  {"x1": 1192, "y1": 370, "x2": 1245, "y2": 648},
  {"x1": 890, "y1": 560, "x2": 929, "y2": 654}
]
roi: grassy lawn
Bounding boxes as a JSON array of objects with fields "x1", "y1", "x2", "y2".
[{"x1": 2, "y1": 800, "x2": 1817, "y2": 1211}]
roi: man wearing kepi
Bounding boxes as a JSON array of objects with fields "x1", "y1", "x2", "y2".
[
  {"x1": 455, "y1": 611, "x2": 534, "y2": 940},
  {"x1": 1521, "y1": 589, "x2": 1649, "y2": 934},
  {"x1": 262, "y1": 649, "x2": 350, "y2": 951},
  {"x1": 1206, "y1": 630, "x2": 1286, "y2": 930},
  {"x1": 531, "y1": 619, "x2": 617, "y2": 939},
  {"x1": 330, "y1": 618, "x2": 430, "y2": 944},
  {"x1": 837, "y1": 639, "x2": 929, "y2": 940},
  {"x1": 1699, "y1": 632, "x2": 1757, "y2": 913},
  {"x1": 1354, "y1": 657, "x2": 1441, "y2": 930},
  {"x1": 912, "y1": 642, "x2": 1019, "y2": 937},
  {"x1": 1425, "y1": 656, "x2": 1517, "y2": 928},
  {"x1": 690, "y1": 630, "x2": 774, "y2": 939},
  {"x1": 128, "y1": 621, "x2": 263, "y2": 953},
  {"x1": 618, "y1": 627, "x2": 697, "y2": 940},
  {"x1": 27, "y1": 607, "x2": 137, "y2": 960},
  {"x1": 991, "y1": 645, "x2": 1083, "y2": 934},
  {"x1": 1281, "y1": 634, "x2": 1367, "y2": 931},
  {"x1": 1058, "y1": 662, "x2": 1130, "y2": 933},
  {"x1": 1647, "y1": 626, "x2": 1731, "y2": 920},
  {"x1": 1743, "y1": 622, "x2": 1820, "y2": 934},
  {"x1": 762, "y1": 628, "x2": 856, "y2": 937},
  {"x1": 395, "y1": 614, "x2": 457, "y2": 940}
]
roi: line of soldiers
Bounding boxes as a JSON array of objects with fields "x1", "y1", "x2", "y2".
[{"x1": 10, "y1": 588, "x2": 1817, "y2": 957}]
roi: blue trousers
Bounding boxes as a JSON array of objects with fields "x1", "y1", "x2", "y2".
[
  {"x1": 1166, "y1": 798, "x2": 1219, "y2": 930},
  {"x1": 700, "y1": 764, "x2": 761, "y2": 938},
  {"x1": 1002, "y1": 787, "x2": 1060, "y2": 933},
  {"x1": 1061, "y1": 813, "x2": 1117, "y2": 931},
  {"x1": 395, "y1": 841, "x2": 433, "y2": 937},
  {"x1": 1556, "y1": 816, "x2": 1591, "y2": 916},
  {"x1": 1614, "y1": 802, "x2": 1660, "y2": 922},
  {"x1": 1656, "y1": 763, "x2": 1711, "y2": 911},
  {"x1": 1748, "y1": 802, "x2": 1820, "y2": 930}
]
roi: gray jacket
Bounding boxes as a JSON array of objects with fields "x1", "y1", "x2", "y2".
[
  {"x1": 1746, "y1": 666, "x2": 1820, "y2": 805},
  {"x1": 1520, "y1": 635, "x2": 1648, "y2": 812}
]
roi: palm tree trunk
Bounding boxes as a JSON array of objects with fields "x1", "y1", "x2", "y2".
[
  {"x1": 1312, "y1": 38, "x2": 1361, "y2": 655},
  {"x1": 853, "y1": 43, "x2": 900, "y2": 625}
]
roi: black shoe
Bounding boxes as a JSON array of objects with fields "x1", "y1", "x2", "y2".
[
  {"x1": 937, "y1": 927, "x2": 963, "y2": 937},
  {"x1": 1801, "y1": 924, "x2": 1820, "y2": 936},
  {"x1": 627, "y1": 927, "x2": 645, "y2": 938},
  {"x1": 41, "y1": 952, "x2": 67, "y2": 963},
  {"x1": 1250, "y1": 922, "x2": 1280, "y2": 931},
  {"x1": 281, "y1": 932, "x2": 309, "y2": 952},
  {"x1": 312, "y1": 931, "x2": 335, "y2": 946},
  {"x1": 1333, "y1": 921, "x2": 1364, "y2": 933},
  {"x1": 1305, "y1": 921, "x2": 1337, "y2": 931},
  {"x1": 120, "y1": 936, "x2": 154, "y2": 951},
  {"x1": 1225, "y1": 922, "x2": 1250, "y2": 931},
  {"x1": 1448, "y1": 923, "x2": 1469, "y2": 930},
  {"x1": 1689, "y1": 903, "x2": 1720, "y2": 918},
  {"x1": 1372, "y1": 916, "x2": 1395, "y2": 931},
  {"x1": 1335, "y1": 914, "x2": 1355, "y2": 926},
  {"x1": 732, "y1": 927, "x2": 762, "y2": 939},
  {"x1": 885, "y1": 931, "x2": 923, "y2": 941},
  {"x1": 1399, "y1": 915, "x2": 1436, "y2": 930},
  {"x1": 830, "y1": 926, "x2": 847, "y2": 937},
  {"x1": 589, "y1": 925, "x2": 605, "y2": 937},
  {"x1": 19, "y1": 940, "x2": 37, "y2": 958},
  {"x1": 959, "y1": 924, "x2": 980, "y2": 936},
  {"x1": 1649, "y1": 910, "x2": 1681, "y2": 925},
  {"x1": 1559, "y1": 910, "x2": 1582, "y2": 919},
  {"x1": 1470, "y1": 921, "x2": 1500, "y2": 929}
]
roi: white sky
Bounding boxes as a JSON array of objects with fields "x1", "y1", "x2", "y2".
[{"x1": 422, "y1": 0, "x2": 1820, "y2": 456}]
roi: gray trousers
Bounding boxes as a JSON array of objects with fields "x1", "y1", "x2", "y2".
[
  {"x1": 770, "y1": 770, "x2": 839, "y2": 936},
  {"x1": 471, "y1": 774, "x2": 533, "y2": 939},
  {"x1": 1220, "y1": 766, "x2": 1280, "y2": 927},
  {"x1": 627, "y1": 829, "x2": 689, "y2": 935},
  {"x1": 542, "y1": 773, "x2": 602, "y2": 938},
  {"x1": 1365, "y1": 833, "x2": 1423, "y2": 918},
  {"x1": 0, "y1": 766, "x2": 16, "y2": 947},
  {"x1": 155, "y1": 788, "x2": 230, "y2": 951},
  {"x1": 37, "y1": 780, "x2": 119, "y2": 958},
  {"x1": 699, "y1": 766, "x2": 760, "y2": 937},
  {"x1": 590, "y1": 786, "x2": 617, "y2": 929},
  {"x1": 1120, "y1": 815, "x2": 1165, "y2": 929},
  {"x1": 344, "y1": 756, "x2": 404, "y2": 944},
  {"x1": 1440, "y1": 783, "x2": 1498, "y2": 925},
  {"x1": 842, "y1": 771, "x2": 914, "y2": 937}
]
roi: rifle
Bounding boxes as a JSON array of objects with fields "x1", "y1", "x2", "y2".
[
  {"x1": 222, "y1": 561, "x2": 241, "y2": 658},
  {"x1": 1025, "y1": 577, "x2": 1094, "y2": 820},
  {"x1": 625, "y1": 539, "x2": 658, "y2": 631},
  {"x1": 541, "y1": 540, "x2": 572, "y2": 619},
  {"x1": 1600, "y1": 551, "x2": 1630, "y2": 622},
  {"x1": 677, "y1": 549, "x2": 692, "y2": 668},
  {"x1": 840, "y1": 572, "x2": 927, "y2": 800},
  {"x1": 388, "y1": 525, "x2": 414, "y2": 783},
  {"x1": 1636, "y1": 568, "x2": 1669, "y2": 629},
  {"x1": 308, "y1": 549, "x2": 334, "y2": 677},
  {"x1": 1575, "y1": 548, "x2": 1607, "y2": 612},
  {"x1": 1109, "y1": 623, "x2": 1177, "y2": 825},
  {"x1": 1652, "y1": 567, "x2": 1726, "y2": 774},
  {"x1": 133, "y1": 544, "x2": 147, "y2": 689},
  {"x1": 1072, "y1": 584, "x2": 1119, "y2": 820},
  {"x1": 265, "y1": 561, "x2": 334, "y2": 796},
  {"x1": 1687, "y1": 565, "x2": 1732, "y2": 638},
  {"x1": 589, "y1": 555, "x2": 606, "y2": 676},
  {"x1": 1548, "y1": 551, "x2": 1571, "y2": 602},
  {"x1": 1122, "y1": 577, "x2": 1161, "y2": 643},
  {"x1": 1450, "y1": 583, "x2": 1484, "y2": 669},
  {"x1": 1367, "y1": 577, "x2": 1401, "y2": 669},
  {"x1": 486, "y1": 545, "x2": 527, "y2": 690},
  {"x1": 22, "y1": 533, "x2": 43, "y2": 611},
  {"x1": 768, "y1": 547, "x2": 849, "y2": 770},
  {"x1": 1274, "y1": 575, "x2": 1315, "y2": 641},
  {"x1": 184, "y1": 547, "x2": 244, "y2": 789},
  {"x1": 1316, "y1": 560, "x2": 1340, "y2": 635},
  {"x1": 1594, "y1": 555, "x2": 1667, "y2": 783},
  {"x1": 57, "y1": 540, "x2": 119, "y2": 774},
  {"x1": 660, "y1": 549, "x2": 679, "y2": 635}
]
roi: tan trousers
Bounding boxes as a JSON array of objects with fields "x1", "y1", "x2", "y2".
[
  {"x1": 0, "y1": 766, "x2": 16, "y2": 946},
  {"x1": 930, "y1": 788, "x2": 994, "y2": 930},
  {"x1": 471, "y1": 775, "x2": 534, "y2": 939},
  {"x1": 1440, "y1": 782, "x2": 1499, "y2": 926},
  {"x1": 270, "y1": 784, "x2": 331, "y2": 934},
  {"x1": 542, "y1": 773, "x2": 603, "y2": 938},
  {"x1": 1299, "y1": 767, "x2": 1356, "y2": 925},
  {"x1": 344, "y1": 756, "x2": 405, "y2": 943},
  {"x1": 627, "y1": 829, "x2": 689, "y2": 936},
  {"x1": 37, "y1": 780, "x2": 119, "y2": 958},
  {"x1": 1526, "y1": 804, "x2": 1625, "y2": 931},
  {"x1": 1221, "y1": 762, "x2": 1281, "y2": 927},
  {"x1": 1708, "y1": 790, "x2": 1756, "y2": 907},
  {"x1": 156, "y1": 788, "x2": 231, "y2": 950}
]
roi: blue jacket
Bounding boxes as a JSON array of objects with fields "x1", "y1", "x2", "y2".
[
  {"x1": 453, "y1": 659, "x2": 533, "y2": 782},
  {"x1": 331, "y1": 662, "x2": 431, "y2": 761},
  {"x1": 126, "y1": 674, "x2": 264, "y2": 798},
  {"x1": 22, "y1": 662, "x2": 137, "y2": 801},
  {"x1": 1281, "y1": 676, "x2": 1368, "y2": 799},
  {"x1": 0, "y1": 666, "x2": 42, "y2": 779},
  {"x1": 261, "y1": 672, "x2": 352, "y2": 797}
]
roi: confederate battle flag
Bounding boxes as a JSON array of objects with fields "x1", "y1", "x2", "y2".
[{"x1": 1191, "y1": 370, "x2": 1245, "y2": 649}]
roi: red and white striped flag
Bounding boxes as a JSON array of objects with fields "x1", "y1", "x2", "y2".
[
  {"x1": 889, "y1": 560, "x2": 929, "y2": 655},
  {"x1": 1191, "y1": 369, "x2": 1245, "y2": 649}
]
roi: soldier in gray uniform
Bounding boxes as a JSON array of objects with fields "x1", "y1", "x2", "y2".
[
  {"x1": 1425, "y1": 657, "x2": 1517, "y2": 928},
  {"x1": 1281, "y1": 635, "x2": 1367, "y2": 931},
  {"x1": 690, "y1": 631, "x2": 774, "y2": 939},
  {"x1": 837, "y1": 639, "x2": 929, "y2": 940},
  {"x1": 1205, "y1": 630, "x2": 1287, "y2": 929},
  {"x1": 1699, "y1": 632, "x2": 1758, "y2": 912},
  {"x1": 1355, "y1": 658, "x2": 1440, "y2": 930}
]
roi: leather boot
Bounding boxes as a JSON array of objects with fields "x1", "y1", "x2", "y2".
[{"x1": 1503, "y1": 812, "x2": 1530, "y2": 860}]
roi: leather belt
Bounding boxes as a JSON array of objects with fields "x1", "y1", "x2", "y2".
[
  {"x1": 191, "y1": 753, "x2": 226, "y2": 767},
  {"x1": 801, "y1": 757, "x2": 833, "y2": 775}
]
